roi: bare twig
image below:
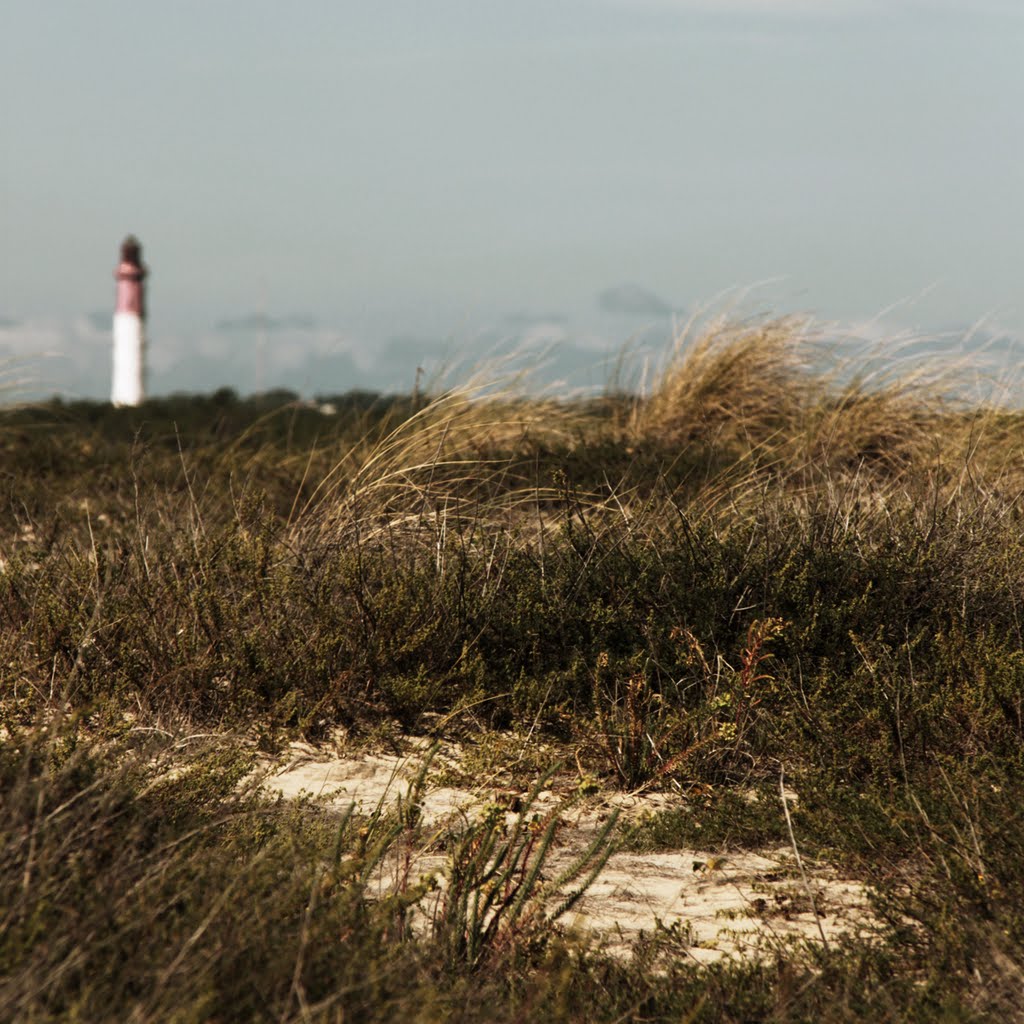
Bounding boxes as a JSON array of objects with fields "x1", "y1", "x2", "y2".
[{"x1": 779, "y1": 766, "x2": 830, "y2": 953}]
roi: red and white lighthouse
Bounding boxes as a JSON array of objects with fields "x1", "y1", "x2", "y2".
[{"x1": 112, "y1": 235, "x2": 147, "y2": 406}]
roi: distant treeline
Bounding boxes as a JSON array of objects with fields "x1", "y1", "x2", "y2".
[{"x1": 4, "y1": 388, "x2": 420, "y2": 448}]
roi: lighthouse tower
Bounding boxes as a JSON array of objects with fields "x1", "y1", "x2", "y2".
[{"x1": 112, "y1": 235, "x2": 147, "y2": 406}]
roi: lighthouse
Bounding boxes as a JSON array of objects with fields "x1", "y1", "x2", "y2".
[{"x1": 112, "y1": 235, "x2": 147, "y2": 406}]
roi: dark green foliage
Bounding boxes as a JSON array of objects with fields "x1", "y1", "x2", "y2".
[
  {"x1": 4, "y1": 391, "x2": 1024, "y2": 775},
  {"x1": 621, "y1": 787, "x2": 790, "y2": 853},
  {"x1": 3, "y1": 369, "x2": 1024, "y2": 1021}
]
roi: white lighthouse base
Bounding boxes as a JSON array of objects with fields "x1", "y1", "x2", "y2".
[{"x1": 112, "y1": 312, "x2": 145, "y2": 406}]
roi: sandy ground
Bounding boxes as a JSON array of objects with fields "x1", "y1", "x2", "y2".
[{"x1": 258, "y1": 740, "x2": 875, "y2": 962}]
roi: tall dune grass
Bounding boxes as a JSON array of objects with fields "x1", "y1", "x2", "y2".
[{"x1": 296, "y1": 375, "x2": 589, "y2": 552}]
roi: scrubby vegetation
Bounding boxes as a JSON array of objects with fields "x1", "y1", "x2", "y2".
[{"x1": 3, "y1": 315, "x2": 1024, "y2": 1020}]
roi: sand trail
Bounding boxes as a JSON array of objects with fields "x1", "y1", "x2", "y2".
[{"x1": 260, "y1": 740, "x2": 875, "y2": 961}]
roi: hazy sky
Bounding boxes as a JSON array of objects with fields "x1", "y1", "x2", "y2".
[{"x1": 2, "y1": 1, "x2": 1022, "y2": 397}]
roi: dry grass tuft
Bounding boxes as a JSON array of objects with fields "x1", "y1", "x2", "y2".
[
  {"x1": 628, "y1": 313, "x2": 814, "y2": 450},
  {"x1": 295, "y1": 373, "x2": 588, "y2": 552}
]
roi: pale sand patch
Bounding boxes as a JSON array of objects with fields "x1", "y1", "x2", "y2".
[
  {"x1": 260, "y1": 741, "x2": 875, "y2": 962},
  {"x1": 257, "y1": 740, "x2": 497, "y2": 826},
  {"x1": 563, "y1": 848, "x2": 873, "y2": 961}
]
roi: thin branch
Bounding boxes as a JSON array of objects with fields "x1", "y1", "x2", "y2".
[{"x1": 779, "y1": 766, "x2": 830, "y2": 953}]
